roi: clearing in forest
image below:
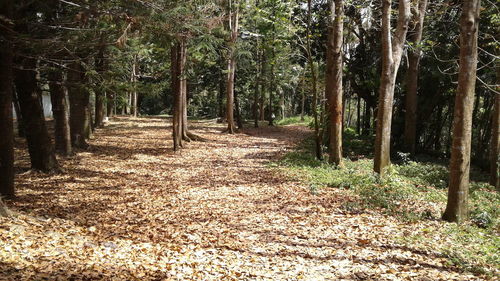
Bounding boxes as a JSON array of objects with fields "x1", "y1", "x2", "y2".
[{"x1": 0, "y1": 117, "x2": 487, "y2": 280}]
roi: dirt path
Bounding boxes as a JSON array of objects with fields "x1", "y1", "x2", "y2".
[{"x1": 1, "y1": 117, "x2": 482, "y2": 280}]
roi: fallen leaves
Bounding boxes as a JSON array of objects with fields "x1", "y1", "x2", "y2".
[{"x1": 0, "y1": 117, "x2": 491, "y2": 280}]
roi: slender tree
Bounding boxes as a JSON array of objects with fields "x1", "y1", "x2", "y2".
[
  {"x1": 326, "y1": 0, "x2": 344, "y2": 166},
  {"x1": 226, "y1": 0, "x2": 239, "y2": 134},
  {"x1": 306, "y1": 0, "x2": 322, "y2": 160},
  {"x1": 373, "y1": 0, "x2": 411, "y2": 175},
  {"x1": 404, "y1": 0, "x2": 428, "y2": 155},
  {"x1": 0, "y1": 0, "x2": 15, "y2": 197},
  {"x1": 442, "y1": 0, "x2": 481, "y2": 223},
  {"x1": 491, "y1": 88, "x2": 499, "y2": 190}
]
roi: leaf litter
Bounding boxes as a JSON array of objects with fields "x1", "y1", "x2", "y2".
[{"x1": 0, "y1": 117, "x2": 489, "y2": 280}]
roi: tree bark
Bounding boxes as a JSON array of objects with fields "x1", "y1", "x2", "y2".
[
  {"x1": 94, "y1": 43, "x2": 107, "y2": 127},
  {"x1": 14, "y1": 58, "x2": 59, "y2": 172},
  {"x1": 172, "y1": 40, "x2": 183, "y2": 151},
  {"x1": 442, "y1": 0, "x2": 481, "y2": 223},
  {"x1": 12, "y1": 90, "x2": 25, "y2": 137},
  {"x1": 404, "y1": 0, "x2": 428, "y2": 155},
  {"x1": 326, "y1": 0, "x2": 344, "y2": 166},
  {"x1": 307, "y1": 0, "x2": 322, "y2": 160},
  {"x1": 0, "y1": 0, "x2": 15, "y2": 197},
  {"x1": 490, "y1": 88, "x2": 499, "y2": 190},
  {"x1": 131, "y1": 54, "x2": 138, "y2": 118},
  {"x1": 259, "y1": 54, "x2": 267, "y2": 121},
  {"x1": 374, "y1": 0, "x2": 411, "y2": 175},
  {"x1": 226, "y1": 0, "x2": 239, "y2": 134},
  {"x1": 48, "y1": 69, "x2": 72, "y2": 156},
  {"x1": 68, "y1": 61, "x2": 90, "y2": 149}
]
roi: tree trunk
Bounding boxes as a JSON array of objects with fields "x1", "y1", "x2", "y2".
[
  {"x1": 226, "y1": 1, "x2": 239, "y2": 134},
  {"x1": 131, "y1": 54, "x2": 138, "y2": 118},
  {"x1": 0, "y1": 1, "x2": 15, "y2": 197},
  {"x1": 12, "y1": 90, "x2": 25, "y2": 137},
  {"x1": 48, "y1": 69, "x2": 72, "y2": 156},
  {"x1": 181, "y1": 66, "x2": 190, "y2": 141},
  {"x1": 14, "y1": 58, "x2": 59, "y2": 172},
  {"x1": 490, "y1": 88, "x2": 499, "y2": 190},
  {"x1": 260, "y1": 54, "x2": 267, "y2": 121},
  {"x1": 94, "y1": 43, "x2": 107, "y2": 127},
  {"x1": 326, "y1": 0, "x2": 344, "y2": 166},
  {"x1": 235, "y1": 84, "x2": 243, "y2": 129},
  {"x1": 253, "y1": 48, "x2": 260, "y2": 128},
  {"x1": 106, "y1": 92, "x2": 114, "y2": 117},
  {"x1": 307, "y1": 0, "x2": 322, "y2": 160},
  {"x1": 442, "y1": 0, "x2": 481, "y2": 223},
  {"x1": 356, "y1": 96, "x2": 361, "y2": 135},
  {"x1": 374, "y1": 0, "x2": 411, "y2": 175},
  {"x1": 404, "y1": 0, "x2": 428, "y2": 155},
  {"x1": 172, "y1": 40, "x2": 183, "y2": 151},
  {"x1": 68, "y1": 61, "x2": 90, "y2": 149}
]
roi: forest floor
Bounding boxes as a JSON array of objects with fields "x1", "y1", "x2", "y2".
[{"x1": 0, "y1": 117, "x2": 494, "y2": 280}]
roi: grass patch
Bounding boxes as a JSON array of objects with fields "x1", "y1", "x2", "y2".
[
  {"x1": 276, "y1": 116, "x2": 313, "y2": 126},
  {"x1": 275, "y1": 132, "x2": 500, "y2": 276}
]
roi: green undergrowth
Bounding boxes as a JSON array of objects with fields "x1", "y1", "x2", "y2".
[
  {"x1": 274, "y1": 132, "x2": 499, "y2": 276},
  {"x1": 276, "y1": 116, "x2": 313, "y2": 126}
]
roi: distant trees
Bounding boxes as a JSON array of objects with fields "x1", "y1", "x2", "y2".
[{"x1": 442, "y1": 0, "x2": 482, "y2": 223}]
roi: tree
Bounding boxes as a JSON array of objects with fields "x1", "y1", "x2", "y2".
[
  {"x1": 306, "y1": 0, "x2": 322, "y2": 160},
  {"x1": 68, "y1": 60, "x2": 91, "y2": 149},
  {"x1": 48, "y1": 69, "x2": 72, "y2": 156},
  {"x1": 226, "y1": 0, "x2": 239, "y2": 134},
  {"x1": 14, "y1": 58, "x2": 59, "y2": 172},
  {"x1": 442, "y1": 0, "x2": 481, "y2": 223},
  {"x1": 491, "y1": 87, "x2": 499, "y2": 190},
  {"x1": 326, "y1": 0, "x2": 343, "y2": 166},
  {"x1": 0, "y1": 0, "x2": 15, "y2": 197},
  {"x1": 373, "y1": 0, "x2": 411, "y2": 175},
  {"x1": 404, "y1": 0, "x2": 428, "y2": 155},
  {"x1": 172, "y1": 39, "x2": 186, "y2": 151}
]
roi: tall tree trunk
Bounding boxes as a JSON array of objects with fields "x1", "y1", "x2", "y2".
[
  {"x1": 14, "y1": 58, "x2": 59, "y2": 172},
  {"x1": 68, "y1": 61, "x2": 90, "y2": 149},
  {"x1": 12, "y1": 90, "x2": 25, "y2": 137},
  {"x1": 94, "y1": 43, "x2": 106, "y2": 127},
  {"x1": 374, "y1": 0, "x2": 411, "y2": 175},
  {"x1": 300, "y1": 76, "x2": 305, "y2": 122},
  {"x1": 131, "y1": 54, "x2": 138, "y2": 118},
  {"x1": 106, "y1": 92, "x2": 114, "y2": 118},
  {"x1": 442, "y1": 0, "x2": 481, "y2": 223},
  {"x1": 235, "y1": 83, "x2": 243, "y2": 129},
  {"x1": 0, "y1": 0, "x2": 15, "y2": 197},
  {"x1": 253, "y1": 48, "x2": 260, "y2": 128},
  {"x1": 48, "y1": 69, "x2": 72, "y2": 156},
  {"x1": 404, "y1": 0, "x2": 428, "y2": 155},
  {"x1": 259, "y1": 54, "x2": 266, "y2": 121},
  {"x1": 226, "y1": 0, "x2": 239, "y2": 134},
  {"x1": 490, "y1": 87, "x2": 499, "y2": 190},
  {"x1": 181, "y1": 65, "x2": 190, "y2": 141},
  {"x1": 307, "y1": 0, "x2": 322, "y2": 160},
  {"x1": 172, "y1": 40, "x2": 183, "y2": 151},
  {"x1": 356, "y1": 96, "x2": 361, "y2": 135},
  {"x1": 326, "y1": 0, "x2": 344, "y2": 166}
]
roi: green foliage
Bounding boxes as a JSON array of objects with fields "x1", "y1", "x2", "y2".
[
  {"x1": 276, "y1": 115, "x2": 312, "y2": 126},
  {"x1": 276, "y1": 135, "x2": 499, "y2": 275}
]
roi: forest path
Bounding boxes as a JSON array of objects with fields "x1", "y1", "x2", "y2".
[{"x1": 2, "y1": 117, "x2": 481, "y2": 280}]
